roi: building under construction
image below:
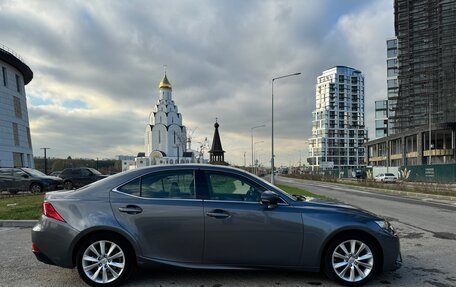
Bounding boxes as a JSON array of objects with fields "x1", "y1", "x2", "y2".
[
  {"x1": 391, "y1": 0, "x2": 456, "y2": 132},
  {"x1": 366, "y1": 0, "x2": 456, "y2": 167}
]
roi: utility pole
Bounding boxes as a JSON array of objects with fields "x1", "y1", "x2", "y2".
[{"x1": 40, "y1": 147, "x2": 50, "y2": 175}]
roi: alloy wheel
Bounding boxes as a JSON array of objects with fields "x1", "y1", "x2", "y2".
[
  {"x1": 82, "y1": 240, "x2": 125, "y2": 284},
  {"x1": 331, "y1": 239, "x2": 374, "y2": 283},
  {"x1": 30, "y1": 184, "x2": 42, "y2": 193}
]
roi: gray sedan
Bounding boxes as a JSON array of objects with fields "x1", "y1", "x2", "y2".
[{"x1": 31, "y1": 165, "x2": 401, "y2": 286}]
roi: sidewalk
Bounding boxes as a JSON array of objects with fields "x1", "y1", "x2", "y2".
[{"x1": 0, "y1": 220, "x2": 37, "y2": 228}]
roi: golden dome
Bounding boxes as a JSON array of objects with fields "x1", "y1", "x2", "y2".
[{"x1": 159, "y1": 73, "x2": 172, "y2": 90}]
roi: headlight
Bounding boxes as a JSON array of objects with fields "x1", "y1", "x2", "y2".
[{"x1": 375, "y1": 220, "x2": 396, "y2": 235}]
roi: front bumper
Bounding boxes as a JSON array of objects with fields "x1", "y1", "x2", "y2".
[{"x1": 380, "y1": 233, "x2": 402, "y2": 271}]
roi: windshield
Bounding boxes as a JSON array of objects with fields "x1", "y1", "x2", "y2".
[
  {"x1": 88, "y1": 168, "x2": 102, "y2": 175},
  {"x1": 22, "y1": 168, "x2": 46, "y2": 177}
]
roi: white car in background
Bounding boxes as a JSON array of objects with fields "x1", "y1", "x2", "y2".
[{"x1": 375, "y1": 173, "x2": 398, "y2": 183}]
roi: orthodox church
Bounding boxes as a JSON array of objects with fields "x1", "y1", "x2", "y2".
[
  {"x1": 144, "y1": 72, "x2": 195, "y2": 164},
  {"x1": 122, "y1": 72, "x2": 198, "y2": 170}
]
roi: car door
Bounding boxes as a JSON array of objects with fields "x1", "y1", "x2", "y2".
[
  {"x1": 110, "y1": 169, "x2": 204, "y2": 263},
  {"x1": 12, "y1": 168, "x2": 30, "y2": 191},
  {"x1": 80, "y1": 168, "x2": 94, "y2": 186},
  {"x1": 0, "y1": 168, "x2": 13, "y2": 191},
  {"x1": 202, "y1": 170, "x2": 303, "y2": 267}
]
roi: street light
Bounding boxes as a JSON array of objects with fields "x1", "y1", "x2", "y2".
[
  {"x1": 254, "y1": 140, "x2": 264, "y2": 175},
  {"x1": 251, "y1": 124, "x2": 265, "y2": 173},
  {"x1": 40, "y1": 147, "x2": 50, "y2": 175},
  {"x1": 271, "y1": 72, "x2": 301, "y2": 184}
]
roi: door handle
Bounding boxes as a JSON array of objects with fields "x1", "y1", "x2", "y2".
[
  {"x1": 206, "y1": 210, "x2": 230, "y2": 219},
  {"x1": 118, "y1": 205, "x2": 143, "y2": 214}
]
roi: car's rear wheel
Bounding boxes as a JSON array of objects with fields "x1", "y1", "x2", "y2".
[
  {"x1": 324, "y1": 233, "x2": 379, "y2": 286},
  {"x1": 64, "y1": 180, "x2": 73, "y2": 190},
  {"x1": 30, "y1": 183, "x2": 43, "y2": 193},
  {"x1": 76, "y1": 234, "x2": 134, "y2": 287}
]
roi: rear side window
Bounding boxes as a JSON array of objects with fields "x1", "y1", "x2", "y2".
[
  {"x1": 117, "y1": 178, "x2": 140, "y2": 197},
  {"x1": 117, "y1": 170, "x2": 195, "y2": 199},
  {"x1": 0, "y1": 168, "x2": 12, "y2": 176}
]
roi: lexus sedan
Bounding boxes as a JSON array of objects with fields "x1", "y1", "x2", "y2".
[{"x1": 32, "y1": 165, "x2": 401, "y2": 286}]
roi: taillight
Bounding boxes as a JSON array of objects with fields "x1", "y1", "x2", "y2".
[
  {"x1": 42, "y1": 202, "x2": 65, "y2": 222},
  {"x1": 32, "y1": 243, "x2": 41, "y2": 253}
]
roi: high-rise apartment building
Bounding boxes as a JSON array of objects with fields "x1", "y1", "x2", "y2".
[
  {"x1": 375, "y1": 100, "x2": 388, "y2": 138},
  {"x1": 308, "y1": 66, "x2": 366, "y2": 170},
  {"x1": 392, "y1": 0, "x2": 456, "y2": 132}
]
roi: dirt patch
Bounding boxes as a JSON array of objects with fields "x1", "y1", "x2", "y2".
[
  {"x1": 433, "y1": 232, "x2": 456, "y2": 240},
  {"x1": 400, "y1": 232, "x2": 424, "y2": 239},
  {"x1": 424, "y1": 280, "x2": 453, "y2": 287},
  {"x1": 412, "y1": 267, "x2": 446, "y2": 274}
]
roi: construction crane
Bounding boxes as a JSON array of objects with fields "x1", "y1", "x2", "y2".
[{"x1": 187, "y1": 127, "x2": 197, "y2": 150}]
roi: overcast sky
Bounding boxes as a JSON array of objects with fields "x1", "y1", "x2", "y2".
[{"x1": 0, "y1": 0, "x2": 394, "y2": 166}]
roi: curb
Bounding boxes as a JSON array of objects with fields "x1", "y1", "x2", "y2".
[{"x1": 0, "y1": 220, "x2": 38, "y2": 228}]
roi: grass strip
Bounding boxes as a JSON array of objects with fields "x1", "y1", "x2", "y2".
[
  {"x1": 0, "y1": 194, "x2": 44, "y2": 220},
  {"x1": 276, "y1": 184, "x2": 333, "y2": 201}
]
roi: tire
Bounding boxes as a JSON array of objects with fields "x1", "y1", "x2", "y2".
[
  {"x1": 64, "y1": 180, "x2": 73, "y2": 190},
  {"x1": 76, "y1": 233, "x2": 134, "y2": 287},
  {"x1": 324, "y1": 233, "x2": 379, "y2": 286},
  {"x1": 30, "y1": 183, "x2": 43, "y2": 194}
]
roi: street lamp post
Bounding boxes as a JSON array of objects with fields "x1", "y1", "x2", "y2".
[
  {"x1": 251, "y1": 124, "x2": 265, "y2": 173},
  {"x1": 254, "y1": 140, "x2": 264, "y2": 175},
  {"x1": 271, "y1": 72, "x2": 301, "y2": 184},
  {"x1": 40, "y1": 147, "x2": 50, "y2": 175}
]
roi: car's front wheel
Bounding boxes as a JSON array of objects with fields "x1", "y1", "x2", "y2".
[
  {"x1": 324, "y1": 233, "x2": 379, "y2": 286},
  {"x1": 76, "y1": 234, "x2": 134, "y2": 287}
]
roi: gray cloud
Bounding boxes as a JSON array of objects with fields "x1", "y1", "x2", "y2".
[{"x1": 0, "y1": 0, "x2": 394, "y2": 165}]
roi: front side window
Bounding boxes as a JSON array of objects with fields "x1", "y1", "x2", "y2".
[
  {"x1": 13, "y1": 169, "x2": 27, "y2": 178},
  {"x1": 207, "y1": 172, "x2": 266, "y2": 202},
  {"x1": 117, "y1": 170, "x2": 195, "y2": 199},
  {"x1": 0, "y1": 168, "x2": 12, "y2": 176},
  {"x1": 81, "y1": 169, "x2": 92, "y2": 176}
]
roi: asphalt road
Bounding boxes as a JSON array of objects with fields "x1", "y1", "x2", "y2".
[{"x1": 0, "y1": 178, "x2": 455, "y2": 286}]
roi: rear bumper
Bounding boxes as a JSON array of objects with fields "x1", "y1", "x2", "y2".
[
  {"x1": 31, "y1": 216, "x2": 79, "y2": 268},
  {"x1": 32, "y1": 249, "x2": 56, "y2": 266}
]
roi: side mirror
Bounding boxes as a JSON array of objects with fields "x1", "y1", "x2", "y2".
[
  {"x1": 261, "y1": 191, "x2": 279, "y2": 208},
  {"x1": 22, "y1": 174, "x2": 29, "y2": 178}
]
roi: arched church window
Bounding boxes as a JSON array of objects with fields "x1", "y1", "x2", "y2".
[
  {"x1": 174, "y1": 131, "x2": 176, "y2": 144},
  {"x1": 159, "y1": 130, "x2": 161, "y2": 143}
]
